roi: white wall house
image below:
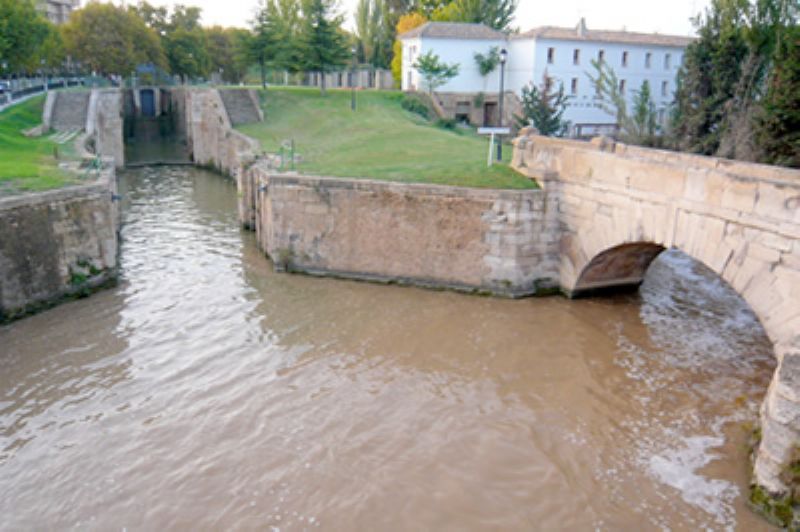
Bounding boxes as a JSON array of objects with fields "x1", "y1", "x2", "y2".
[{"x1": 399, "y1": 20, "x2": 693, "y2": 136}]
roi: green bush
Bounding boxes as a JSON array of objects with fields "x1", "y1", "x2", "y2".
[
  {"x1": 400, "y1": 95, "x2": 429, "y2": 119},
  {"x1": 435, "y1": 118, "x2": 457, "y2": 130}
]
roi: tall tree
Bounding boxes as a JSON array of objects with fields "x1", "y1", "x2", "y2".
[
  {"x1": 355, "y1": 0, "x2": 391, "y2": 67},
  {"x1": 165, "y1": 27, "x2": 210, "y2": 82},
  {"x1": 297, "y1": 0, "x2": 349, "y2": 93},
  {"x1": 250, "y1": 0, "x2": 303, "y2": 86},
  {"x1": 515, "y1": 74, "x2": 570, "y2": 136},
  {"x1": 669, "y1": 0, "x2": 797, "y2": 158},
  {"x1": 206, "y1": 27, "x2": 250, "y2": 84},
  {"x1": 630, "y1": 80, "x2": 658, "y2": 145},
  {"x1": 62, "y1": 2, "x2": 166, "y2": 76},
  {"x1": 756, "y1": 24, "x2": 800, "y2": 167},
  {"x1": 431, "y1": 0, "x2": 517, "y2": 31},
  {"x1": 0, "y1": 0, "x2": 53, "y2": 74},
  {"x1": 412, "y1": 50, "x2": 459, "y2": 95},
  {"x1": 390, "y1": 12, "x2": 427, "y2": 86},
  {"x1": 588, "y1": 59, "x2": 659, "y2": 145}
]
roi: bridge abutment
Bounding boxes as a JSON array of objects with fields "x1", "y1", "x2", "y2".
[{"x1": 512, "y1": 129, "x2": 800, "y2": 509}]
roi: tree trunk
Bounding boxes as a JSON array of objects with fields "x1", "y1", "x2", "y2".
[
  {"x1": 320, "y1": 71, "x2": 326, "y2": 94},
  {"x1": 260, "y1": 60, "x2": 266, "y2": 89}
]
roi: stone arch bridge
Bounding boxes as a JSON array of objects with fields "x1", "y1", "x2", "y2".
[{"x1": 511, "y1": 130, "x2": 800, "y2": 496}]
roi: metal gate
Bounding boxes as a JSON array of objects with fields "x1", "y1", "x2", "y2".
[{"x1": 140, "y1": 89, "x2": 156, "y2": 117}]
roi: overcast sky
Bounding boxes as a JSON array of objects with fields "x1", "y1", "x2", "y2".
[{"x1": 122, "y1": 0, "x2": 710, "y2": 36}]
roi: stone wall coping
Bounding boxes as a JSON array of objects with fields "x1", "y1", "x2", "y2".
[
  {"x1": 520, "y1": 133, "x2": 800, "y2": 188},
  {"x1": 0, "y1": 163, "x2": 114, "y2": 212},
  {"x1": 263, "y1": 172, "x2": 543, "y2": 200}
]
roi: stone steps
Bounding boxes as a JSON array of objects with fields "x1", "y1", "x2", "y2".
[
  {"x1": 219, "y1": 89, "x2": 261, "y2": 126},
  {"x1": 48, "y1": 127, "x2": 81, "y2": 144},
  {"x1": 51, "y1": 91, "x2": 90, "y2": 131}
]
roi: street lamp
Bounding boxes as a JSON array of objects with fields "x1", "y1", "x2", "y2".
[
  {"x1": 496, "y1": 48, "x2": 508, "y2": 161},
  {"x1": 41, "y1": 58, "x2": 47, "y2": 92},
  {"x1": 350, "y1": 46, "x2": 357, "y2": 111}
]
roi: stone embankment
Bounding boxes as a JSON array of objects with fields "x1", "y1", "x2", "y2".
[{"x1": 0, "y1": 160, "x2": 119, "y2": 322}]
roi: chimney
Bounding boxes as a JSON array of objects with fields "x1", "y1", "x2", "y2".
[{"x1": 577, "y1": 17, "x2": 587, "y2": 37}]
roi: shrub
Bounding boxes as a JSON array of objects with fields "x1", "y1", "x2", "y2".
[
  {"x1": 401, "y1": 95, "x2": 429, "y2": 119},
  {"x1": 435, "y1": 118, "x2": 457, "y2": 130}
]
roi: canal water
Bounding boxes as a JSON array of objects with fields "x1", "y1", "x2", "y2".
[{"x1": 0, "y1": 167, "x2": 777, "y2": 530}]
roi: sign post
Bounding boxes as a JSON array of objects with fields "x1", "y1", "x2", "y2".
[{"x1": 478, "y1": 127, "x2": 510, "y2": 166}]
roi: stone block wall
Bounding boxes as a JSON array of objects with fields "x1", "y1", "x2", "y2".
[
  {"x1": 247, "y1": 169, "x2": 558, "y2": 296},
  {"x1": 512, "y1": 130, "x2": 800, "y2": 499},
  {"x1": 184, "y1": 89, "x2": 261, "y2": 180},
  {"x1": 91, "y1": 89, "x2": 124, "y2": 168},
  {"x1": 0, "y1": 164, "x2": 119, "y2": 322}
]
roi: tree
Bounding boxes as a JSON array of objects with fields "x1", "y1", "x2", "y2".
[
  {"x1": 587, "y1": 58, "x2": 628, "y2": 130},
  {"x1": 474, "y1": 47, "x2": 500, "y2": 76},
  {"x1": 165, "y1": 27, "x2": 210, "y2": 82},
  {"x1": 62, "y1": 2, "x2": 166, "y2": 76},
  {"x1": 515, "y1": 74, "x2": 569, "y2": 136},
  {"x1": 630, "y1": 80, "x2": 658, "y2": 145},
  {"x1": 412, "y1": 50, "x2": 459, "y2": 95},
  {"x1": 431, "y1": 0, "x2": 517, "y2": 32},
  {"x1": 587, "y1": 59, "x2": 660, "y2": 144},
  {"x1": 297, "y1": 0, "x2": 349, "y2": 93},
  {"x1": 756, "y1": 24, "x2": 800, "y2": 167},
  {"x1": 473, "y1": 46, "x2": 499, "y2": 91},
  {"x1": 355, "y1": 0, "x2": 391, "y2": 67},
  {"x1": 390, "y1": 12, "x2": 427, "y2": 86},
  {"x1": 0, "y1": 0, "x2": 53, "y2": 74},
  {"x1": 206, "y1": 27, "x2": 250, "y2": 84}
]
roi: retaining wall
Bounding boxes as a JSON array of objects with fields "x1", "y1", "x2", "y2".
[
  {"x1": 0, "y1": 164, "x2": 119, "y2": 322},
  {"x1": 247, "y1": 168, "x2": 560, "y2": 296}
]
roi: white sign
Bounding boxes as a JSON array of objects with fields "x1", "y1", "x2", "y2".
[{"x1": 477, "y1": 127, "x2": 511, "y2": 135}]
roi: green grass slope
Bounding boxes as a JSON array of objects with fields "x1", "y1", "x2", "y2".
[
  {"x1": 238, "y1": 88, "x2": 536, "y2": 190},
  {"x1": 0, "y1": 96, "x2": 74, "y2": 194}
]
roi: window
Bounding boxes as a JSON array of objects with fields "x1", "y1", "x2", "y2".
[
  {"x1": 544, "y1": 76, "x2": 553, "y2": 91},
  {"x1": 571, "y1": 78, "x2": 578, "y2": 95},
  {"x1": 622, "y1": 51, "x2": 629, "y2": 67},
  {"x1": 645, "y1": 52, "x2": 652, "y2": 68},
  {"x1": 664, "y1": 53, "x2": 672, "y2": 69},
  {"x1": 661, "y1": 80, "x2": 668, "y2": 97},
  {"x1": 547, "y1": 47, "x2": 555, "y2": 64},
  {"x1": 658, "y1": 109, "x2": 666, "y2": 123},
  {"x1": 619, "y1": 79, "x2": 626, "y2": 93},
  {"x1": 455, "y1": 101, "x2": 470, "y2": 123},
  {"x1": 573, "y1": 49, "x2": 580, "y2": 65},
  {"x1": 598, "y1": 49, "x2": 605, "y2": 62}
]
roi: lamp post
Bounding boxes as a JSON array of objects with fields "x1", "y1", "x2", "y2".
[
  {"x1": 350, "y1": 46, "x2": 357, "y2": 111},
  {"x1": 41, "y1": 59, "x2": 47, "y2": 92},
  {"x1": 497, "y1": 48, "x2": 508, "y2": 161},
  {"x1": 496, "y1": 48, "x2": 508, "y2": 161}
]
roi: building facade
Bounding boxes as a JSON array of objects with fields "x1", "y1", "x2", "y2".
[
  {"x1": 37, "y1": 0, "x2": 80, "y2": 25},
  {"x1": 399, "y1": 20, "x2": 693, "y2": 136}
]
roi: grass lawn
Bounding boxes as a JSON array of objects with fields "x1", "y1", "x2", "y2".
[
  {"x1": 238, "y1": 87, "x2": 536, "y2": 190},
  {"x1": 0, "y1": 95, "x2": 75, "y2": 194}
]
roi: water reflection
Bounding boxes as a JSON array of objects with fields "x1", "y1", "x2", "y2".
[{"x1": 0, "y1": 167, "x2": 776, "y2": 530}]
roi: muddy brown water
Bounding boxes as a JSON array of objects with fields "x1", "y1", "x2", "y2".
[{"x1": 0, "y1": 167, "x2": 778, "y2": 530}]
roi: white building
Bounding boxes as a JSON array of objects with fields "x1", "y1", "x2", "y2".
[
  {"x1": 37, "y1": 0, "x2": 80, "y2": 25},
  {"x1": 399, "y1": 20, "x2": 694, "y2": 136}
]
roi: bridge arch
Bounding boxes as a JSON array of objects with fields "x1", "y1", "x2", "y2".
[{"x1": 512, "y1": 130, "x2": 800, "y2": 499}]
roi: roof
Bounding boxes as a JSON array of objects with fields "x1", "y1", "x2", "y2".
[
  {"x1": 398, "y1": 22, "x2": 506, "y2": 41},
  {"x1": 514, "y1": 19, "x2": 694, "y2": 47}
]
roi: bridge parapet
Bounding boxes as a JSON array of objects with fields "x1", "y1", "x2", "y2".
[{"x1": 513, "y1": 128, "x2": 800, "y2": 503}]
